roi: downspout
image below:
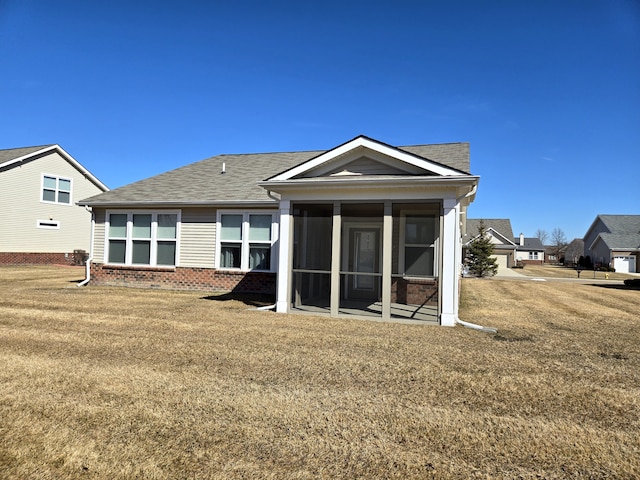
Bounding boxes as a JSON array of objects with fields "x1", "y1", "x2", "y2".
[
  {"x1": 77, "y1": 206, "x2": 94, "y2": 287},
  {"x1": 253, "y1": 189, "x2": 280, "y2": 311},
  {"x1": 454, "y1": 184, "x2": 497, "y2": 333}
]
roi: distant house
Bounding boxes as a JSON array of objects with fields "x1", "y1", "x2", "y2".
[
  {"x1": 514, "y1": 233, "x2": 545, "y2": 265},
  {"x1": 562, "y1": 238, "x2": 584, "y2": 267},
  {"x1": 0, "y1": 145, "x2": 108, "y2": 264},
  {"x1": 78, "y1": 135, "x2": 479, "y2": 325},
  {"x1": 583, "y1": 214, "x2": 640, "y2": 273},
  {"x1": 463, "y1": 219, "x2": 516, "y2": 271}
]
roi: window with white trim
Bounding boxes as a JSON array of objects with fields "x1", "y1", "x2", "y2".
[
  {"x1": 42, "y1": 175, "x2": 71, "y2": 204},
  {"x1": 106, "y1": 211, "x2": 179, "y2": 266},
  {"x1": 217, "y1": 212, "x2": 277, "y2": 271},
  {"x1": 397, "y1": 209, "x2": 438, "y2": 277},
  {"x1": 528, "y1": 251, "x2": 539, "y2": 260}
]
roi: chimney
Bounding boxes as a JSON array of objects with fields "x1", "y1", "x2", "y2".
[
  {"x1": 221, "y1": 162, "x2": 226, "y2": 174},
  {"x1": 519, "y1": 233, "x2": 525, "y2": 246}
]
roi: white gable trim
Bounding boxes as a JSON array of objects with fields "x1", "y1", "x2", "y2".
[
  {"x1": 0, "y1": 145, "x2": 109, "y2": 192},
  {"x1": 464, "y1": 227, "x2": 516, "y2": 247},
  {"x1": 268, "y1": 136, "x2": 464, "y2": 181}
]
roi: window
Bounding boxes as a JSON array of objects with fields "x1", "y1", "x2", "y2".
[
  {"x1": 528, "y1": 252, "x2": 539, "y2": 260},
  {"x1": 401, "y1": 213, "x2": 437, "y2": 276},
  {"x1": 42, "y1": 175, "x2": 71, "y2": 204},
  {"x1": 106, "y1": 211, "x2": 179, "y2": 266},
  {"x1": 217, "y1": 212, "x2": 277, "y2": 271}
]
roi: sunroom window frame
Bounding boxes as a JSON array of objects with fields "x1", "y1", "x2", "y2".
[
  {"x1": 216, "y1": 210, "x2": 278, "y2": 272},
  {"x1": 105, "y1": 210, "x2": 181, "y2": 267},
  {"x1": 398, "y1": 209, "x2": 439, "y2": 278}
]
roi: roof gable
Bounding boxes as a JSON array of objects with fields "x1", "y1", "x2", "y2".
[
  {"x1": 267, "y1": 136, "x2": 469, "y2": 181},
  {"x1": 0, "y1": 144, "x2": 109, "y2": 192}
]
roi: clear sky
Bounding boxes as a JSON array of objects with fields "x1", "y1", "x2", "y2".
[{"x1": 1, "y1": 0, "x2": 638, "y2": 241}]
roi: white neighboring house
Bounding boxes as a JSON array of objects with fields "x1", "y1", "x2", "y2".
[
  {"x1": 513, "y1": 233, "x2": 545, "y2": 265},
  {"x1": 0, "y1": 145, "x2": 109, "y2": 264},
  {"x1": 583, "y1": 214, "x2": 640, "y2": 273},
  {"x1": 79, "y1": 135, "x2": 479, "y2": 326}
]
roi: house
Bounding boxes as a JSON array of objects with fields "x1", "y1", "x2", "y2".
[
  {"x1": 463, "y1": 219, "x2": 517, "y2": 271},
  {"x1": 0, "y1": 144, "x2": 108, "y2": 264},
  {"x1": 513, "y1": 233, "x2": 545, "y2": 265},
  {"x1": 583, "y1": 214, "x2": 640, "y2": 273},
  {"x1": 562, "y1": 238, "x2": 584, "y2": 266},
  {"x1": 78, "y1": 135, "x2": 479, "y2": 325}
]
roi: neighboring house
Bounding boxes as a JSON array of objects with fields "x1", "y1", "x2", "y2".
[
  {"x1": 78, "y1": 135, "x2": 479, "y2": 325},
  {"x1": 583, "y1": 214, "x2": 640, "y2": 273},
  {"x1": 563, "y1": 238, "x2": 584, "y2": 267},
  {"x1": 513, "y1": 233, "x2": 545, "y2": 265},
  {"x1": 463, "y1": 219, "x2": 516, "y2": 271},
  {"x1": 0, "y1": 144, "x2": 109, "y2": 264}
]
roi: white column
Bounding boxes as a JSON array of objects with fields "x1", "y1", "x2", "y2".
[
  {"x1": 275, "y1": 199, "x2": 291, "y2": 313},
  {"x1": 381, "y1": 201, "x2": 392, "y2": 320},
  {"x1": 330, "y1": 202, "x2": 341, "y2": 317},
  {"x1": 440, "y1": 197, "x2": 460, "y2": 326}
]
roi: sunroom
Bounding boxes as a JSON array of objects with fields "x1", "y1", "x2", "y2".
[{"x1": 260, "y1": 136, "x2": 478, "y2": 325}]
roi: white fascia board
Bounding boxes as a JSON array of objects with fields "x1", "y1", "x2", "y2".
[
  {"x1": 261, "y1": 174, "x2": 478, "y2": 190},
  {"x1": 54, "y1": 145, "x2": 110, "y2": 191},
  {"x1": 269, "y1": 136, "x2": 464, "y2": 180},
  {"x1": 0, "y1": 145, "x2": 57, "y2": 169}
]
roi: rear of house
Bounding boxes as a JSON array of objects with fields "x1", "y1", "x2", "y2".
[{"x1": 79, "y1": 136, "x2": 479, "y2": 325}]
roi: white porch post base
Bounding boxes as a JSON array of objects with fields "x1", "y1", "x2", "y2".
[{"x1": 440, "y1": 312, "x2": 457, "y2": 327}]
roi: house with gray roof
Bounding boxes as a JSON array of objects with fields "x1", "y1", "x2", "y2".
[
  {"x1": 514, "y1": 233, "x2": 545, "y2": 265},
  {"x1": 583, "y1": 214, "x2": 640, "y2": 273},
  {"x1": 78, "y1": 135, "x2": 479, "y2": 325},
  {"x1": 0, "y1": 144, "x2": 108, "y2": 264},
  {"x1": 462, "y1": 218, "x2": 517, "y2": 272}
]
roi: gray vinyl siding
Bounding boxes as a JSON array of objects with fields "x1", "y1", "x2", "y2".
[
  {"x1": 0, "y1": 151, "x2": 104, "y2": 252},
  {"x1": 179, "y1": 208, "x2": 216, "y2": 268}
]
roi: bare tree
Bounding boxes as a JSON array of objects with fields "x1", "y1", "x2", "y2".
[
  {"x1": 536, "y1": 229, "x2": 549, "y2": 244},
  {"x1": 551, "y1": 228, "x2": 568, "y2": 264}
]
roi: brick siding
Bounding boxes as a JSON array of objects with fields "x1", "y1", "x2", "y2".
[
  {"x1": 90, "y1": 264, "x2": 276, "y2": 295},
  {"x1": 391, "y1": 277, "x2": 438, "y2": 306},
  {"x1": 0, "y1": 251, "x2": 86, "y2": 265}
]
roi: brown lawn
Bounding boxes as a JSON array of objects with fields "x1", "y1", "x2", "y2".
[
  {"x1": 0, "y1": 266, "x2": 638, "y2": 479},
  {"x1": 515, "y1": 263, "x2": 634, "y2": 280}
]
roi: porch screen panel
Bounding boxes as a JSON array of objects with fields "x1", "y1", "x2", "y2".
[
  {"x1": 339, "y1": 203, "x2": 383, "y2": 318},
  {"x1": 291, "y1": 204, "x2": 332, "y2": 311},
  {"x1": 390, "y1": 203, "x2": 439, "y2": 322}
]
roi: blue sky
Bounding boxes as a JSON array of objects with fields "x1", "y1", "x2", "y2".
[{"x1": 1, "y1": 0, "x2": 638, "y2": 241}]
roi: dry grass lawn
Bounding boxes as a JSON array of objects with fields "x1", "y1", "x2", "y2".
[
  {"x1": 0, "y1": 266, "x2": 638, "y2": 479},
  {"x1": 515, "y1": 263, "x2": 634, "y2": 281}
]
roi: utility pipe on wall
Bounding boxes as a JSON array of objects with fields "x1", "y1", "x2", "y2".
[{"x1": 77, "y1": 207, "x2": 94, "y2": 287}]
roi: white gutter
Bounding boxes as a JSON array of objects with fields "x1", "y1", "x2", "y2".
[{"x1": 77, "y1": 206, "x2": 94, "y2": 287}]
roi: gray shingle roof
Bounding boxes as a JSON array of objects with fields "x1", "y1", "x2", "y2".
[
  {"x1": 515, "y1": 237, "x2": 545, "y2": 251},
  {"x1": 0, "y1": 145, "x2": 54, "y2": 167},
  {"x1": 79, "y1": 141, "x2": 471, "y2": 206},
  {"x1": 598, "y1": 215, "x2": 640, "y2": 235},
  {"x1": 464, "y1": 218, "x2": 514, "y2": 243}
]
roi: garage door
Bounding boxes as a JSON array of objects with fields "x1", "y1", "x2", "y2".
[
  {"x1": 492, "y1": 254, "x2": 508, "y2": 272},
  {"x1": 613, "y1": 256, "x2": 636, "y2": 273}
]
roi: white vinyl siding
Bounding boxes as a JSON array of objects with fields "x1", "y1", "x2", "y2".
[{"x1": 0, "y1": 150, "x2": 105, "y2": 252}]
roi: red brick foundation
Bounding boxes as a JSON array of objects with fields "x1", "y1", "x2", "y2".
[
  {"x1": 89, "y1": 264, "x2": 276, "y2": 295},
  {"x1": 391, "y1": 277, "x2": 438, "y2": 306},
  {"x1": 0, "y1": 252, "x2": 86, "y2": 266}
]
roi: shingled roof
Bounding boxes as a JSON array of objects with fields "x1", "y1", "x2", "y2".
[
  {"x1": 0, "y1": 145, "x2": 55, "y2": 167},
  {"x1": 463, "y1": 218, "x2": 515, "y2": 244},
  {"x1": 79, "y1": 140, "x2": 471, "y2": 207}
]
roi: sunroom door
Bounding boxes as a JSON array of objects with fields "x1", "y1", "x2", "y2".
[{"x1": 344, "y1": 226, "x2": 381, "y2": 301}]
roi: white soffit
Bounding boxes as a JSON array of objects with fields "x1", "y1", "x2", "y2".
[{"x1": 268, "y1": 136, "x2": 464, "y2": 181}]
